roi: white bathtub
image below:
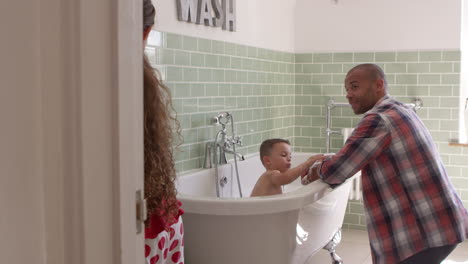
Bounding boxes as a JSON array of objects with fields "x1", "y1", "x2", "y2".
[{"x1": 176, "y1": 152, "x2": 358, "y2": 264}]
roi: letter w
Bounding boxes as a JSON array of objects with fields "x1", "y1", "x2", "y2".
[{"x1": 176, "y1": 0, "x2": 198, "y2": 23}]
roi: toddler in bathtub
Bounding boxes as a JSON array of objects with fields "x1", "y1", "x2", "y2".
[{"x1": 250, "y1": 138, "x2": 325, "y2": 197}]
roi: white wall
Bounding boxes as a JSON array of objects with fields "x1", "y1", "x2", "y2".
[
  {"x1": 295, "y1": 0, "x2": 462, "y2": 52},
  {"x1": 153, "y1": 0, "x2": 297, "y2": 52},
  {"x1": 154, "y1": 0, "x2": 461, "y2": 53},
  {"x1": 460, "y1": 0, "x2": 468, "y2": 143},
  {"x1": 0, "y1": 1, "x2": 46, "y2": 264}
]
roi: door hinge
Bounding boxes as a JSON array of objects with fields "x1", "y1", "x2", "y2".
[{"x1": 136, "y1": 190, "x2": 147, "y2": 234}]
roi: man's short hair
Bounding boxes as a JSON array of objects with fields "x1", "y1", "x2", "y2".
[
  {"x1": 348, "y1": 63, "x2": 388, "y2": 89},
  {"x1": 259, "y1": 138, "x2": 290, "y2": 164}
]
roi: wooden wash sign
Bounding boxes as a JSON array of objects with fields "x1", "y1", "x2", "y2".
[{"x1": 176, "y1": 0, "x2": 236, "y2": 32}]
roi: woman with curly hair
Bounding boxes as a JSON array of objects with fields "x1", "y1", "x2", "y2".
[{"x1": 143, "y1": 1, "x2": 184, "y2": 263}]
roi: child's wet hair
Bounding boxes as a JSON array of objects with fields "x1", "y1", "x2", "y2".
[{"x1": 259, "y1": 138, "x2": 290, "y2": 163}]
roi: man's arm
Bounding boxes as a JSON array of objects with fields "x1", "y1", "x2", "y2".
[{"x1": 319, "y1": 113, "x2": 391, "y2": 185}]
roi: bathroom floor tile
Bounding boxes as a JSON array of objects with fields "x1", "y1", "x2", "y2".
[
  {"x1": 303, "y1": 243, "x2": 370, "y2": 264},
  {"x1": 442, "y1": 257, "x2": 468, "y2": 263},
  {"x1": 451, "y1": 241, "x2": 468, "y2": 256},
  {"x1": 340, "y1": 229, "x2": 369, "y2": 244},
  {"x1": 301, "y1": 229, "x2": 370, "y2": 264},
  {"x1": 362, "y1": 255, "x2": 373, "y2": 264},
  {"x1": 443, "y1": 241, "x2": 468, "y2": 263},
  {"x1": 298, "y1": 229, "x2": 468, "y2": 264},
  {"x1": 302, "y1": 249, "x2": 335, "y2": 264}
]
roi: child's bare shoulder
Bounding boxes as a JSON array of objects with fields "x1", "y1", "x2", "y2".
[{"x1": 262, "y1": 169, "x2": 281, "y2": 179}]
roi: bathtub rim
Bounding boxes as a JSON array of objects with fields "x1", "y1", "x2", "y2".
[
  {"x1": 176, "y1": 152, "x2": 360, "y2": 215},
  {"x1": 177, "y1": 176, "x2": 358, "y2": 216}
]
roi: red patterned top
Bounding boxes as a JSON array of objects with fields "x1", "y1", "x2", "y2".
[{"x1": 145, "y1": 201, "x2": 185, "y2": 264}]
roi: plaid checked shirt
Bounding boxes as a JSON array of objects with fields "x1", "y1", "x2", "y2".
[{"x1": 320, "y1": 96, "x2": 468, "y2": 264}]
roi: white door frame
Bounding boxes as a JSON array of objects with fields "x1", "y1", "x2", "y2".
[{"x1": 41, "y1": 0, "x2": 144, "y2": 263}]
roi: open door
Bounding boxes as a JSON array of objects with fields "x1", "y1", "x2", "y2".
[
  {"x1": 79, "y1": 0, "x2": 147, "y2": 262},
  {"x1": 39, "y1": 0, "x2": 145, "y2": 263},
  {"x1": 116, "y1": 0, "x2": 146, "y2": 263}
]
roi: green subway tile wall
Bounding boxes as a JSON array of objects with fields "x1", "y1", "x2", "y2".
[
  {"x1": 146, "y1": 31, "x2": 468, "y2": 230},
  {"x1": 147, "y1": 32, "x2": 296, "y2": 173}
]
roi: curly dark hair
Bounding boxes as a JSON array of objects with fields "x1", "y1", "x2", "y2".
[{"x1": 143, "y1": 0, "x2": 181, "y2": 228}]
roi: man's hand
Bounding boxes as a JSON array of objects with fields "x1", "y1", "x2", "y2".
[{"x1": 301, "y1": 157, "x2": 323, "y2": 185}]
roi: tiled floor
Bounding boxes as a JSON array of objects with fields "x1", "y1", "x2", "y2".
[{"x1": 304, "y1": 229, "x2": 468, "y2": 264}]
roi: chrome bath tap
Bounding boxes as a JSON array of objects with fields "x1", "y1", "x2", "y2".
[
  {"x1": 224, "y1": 147, "x2": 245, "y2": 161},
  {"x1": 220, "y1": 134, "x2": 244, "y2": 162},
  {"x1": 203, "y1": 112, "x2": 244, "y2": 198},
  {"x1": 203, "y1": 112, "x2": 244, "y2": 168}
]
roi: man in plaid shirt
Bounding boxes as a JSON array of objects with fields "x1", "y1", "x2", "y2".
[{"x1": 308, "y1": 64, "x2": 468, "y2": 263}]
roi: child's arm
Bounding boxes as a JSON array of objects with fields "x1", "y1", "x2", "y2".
[
  {"x1": 270, "y1": 154, "x2": 325, "y2": 186},
  {"x1": 301, "y1": 160, "x2": 321, "y2": 185}
]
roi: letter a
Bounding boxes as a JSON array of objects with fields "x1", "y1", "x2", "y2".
[{"x1": 197, "y1": 0, "x2": 214, "y2": 26}]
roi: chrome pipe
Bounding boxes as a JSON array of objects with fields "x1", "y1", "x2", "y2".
[
  {"x1": 213, "y1": 130, "x2": 223, "y2": 197},
  {"x1": 325, "y1": 97, "x2": 423, "y2": 153},
  {"x1": 405, "y1": 98, "x2": 423, "y2": 112},
  {"x1": 325, "y1": 104, "x2": 332, "y2": 153},
  {"x1": 325, "y1": 99, "x2": 350, "y2": 153},
  {"x1": 203, "y1": 142, "x2": 212, "y2": 168}
]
